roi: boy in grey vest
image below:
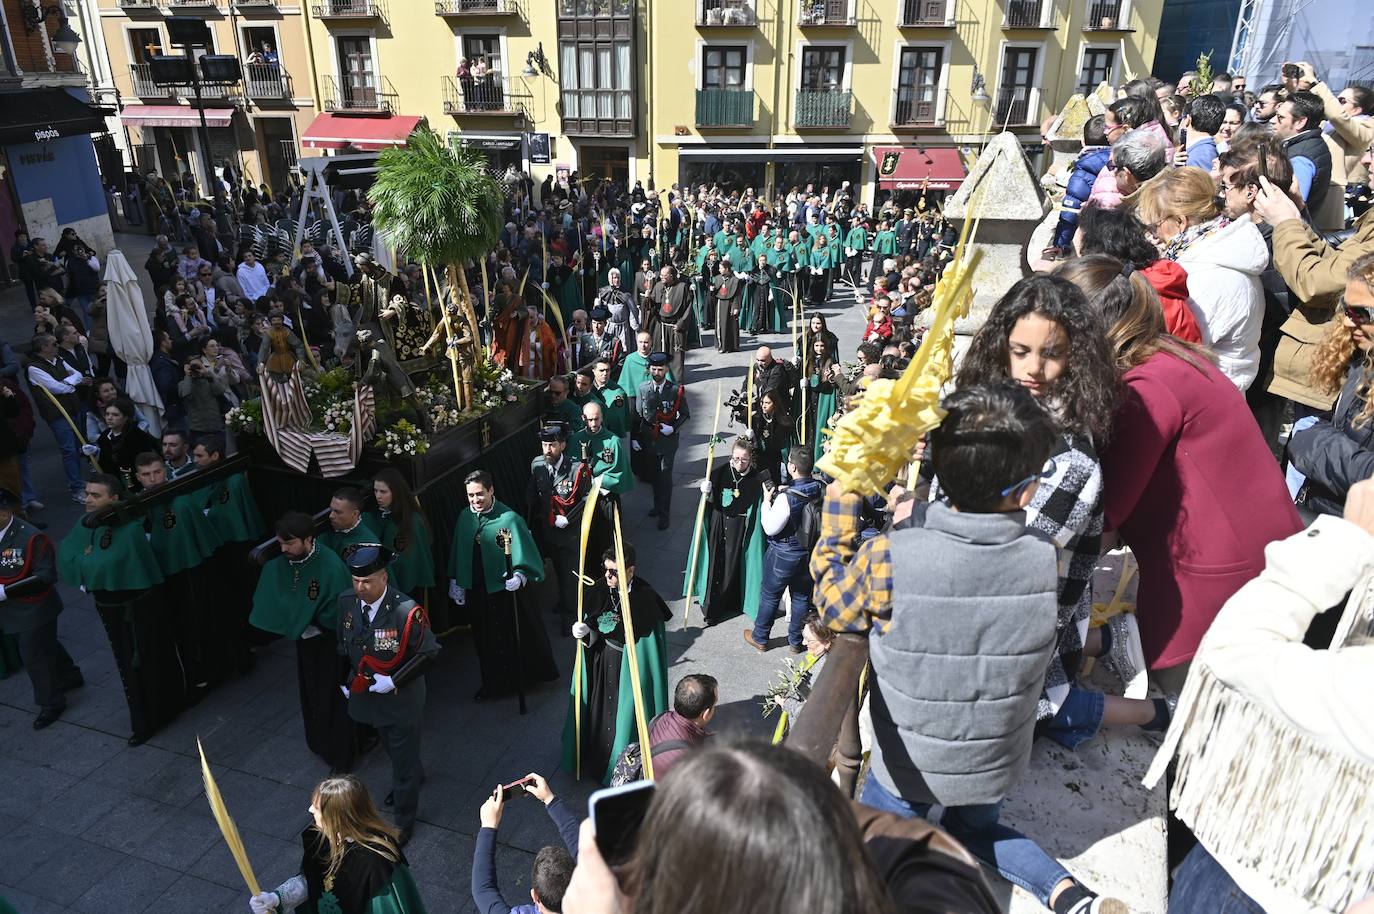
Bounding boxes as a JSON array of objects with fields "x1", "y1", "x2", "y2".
[{"x1": 812, "y1": 382, "x2": 1127, "y2": 914}]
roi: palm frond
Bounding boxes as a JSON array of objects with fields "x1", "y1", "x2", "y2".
[{"x1": 370, "y1": 127, "x2": 505, "y2": 267}]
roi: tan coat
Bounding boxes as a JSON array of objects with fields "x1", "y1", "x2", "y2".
[
  {"x1": 1267, "y1": 207, "x2": 1374, "y2": 408},
  {"x1": 1315, "y1": 81, "x2": 1374, "y2": 187}
]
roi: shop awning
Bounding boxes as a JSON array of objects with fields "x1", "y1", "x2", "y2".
[
  {"x1": 678, "y1": 145, "x2": 863, "y2": 163},
  {"x1": 301, "y1": 113, "x2": 422, "y2": 151},
  {"x1": 0, "y1": 88, "x2": 111, "y2": 145},
  {"x1": 872, "y1": 145, "x2": 967, "y2": 191},
  {"x1": 120, "y1": 104, "x2": 236, "y2": 128}
]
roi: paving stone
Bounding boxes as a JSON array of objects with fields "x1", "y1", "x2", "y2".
[
  {"x1": 15, "y1": 835, "x2": 124, "y2": 907},
  {"x1": 30, "y1": 779, "x2": 128, "y2": 837},
  {"x1": 0, "y1": 757, "x2": 78, "y2": 820},
  {"x1": 145, "y1": 873, "x2": 239, "y2": 913},
  {"x1": 69, "y1": 856, "x2": 180, "y2": 914},
  {"x1": 0, "y1": 884, "x2": 73, "y2": 914}
]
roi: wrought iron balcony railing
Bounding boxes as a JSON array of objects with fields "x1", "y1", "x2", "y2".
[
  {"x1": 695, "y1": 87, "x2": 755, "y2": 126},
  {"x1": 442, "y1": 75, "x2": 531, "y2": 118},
  {"x1": 795, "y1": 88, "x2": 852, "y2": 127},
  {"x1": 322, "y1": 74, "x2": 396, "y2": 112}
]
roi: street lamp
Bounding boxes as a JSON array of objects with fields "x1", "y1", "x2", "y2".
[
  {"x1": 522, "y1": 42, "x2": 553, "y2": 79},
  {"x1": 21, "y1": 3, "x2": 82, "y2": 56},
  {"x1": 970, "y1": 69, "x2": 991, "y2": 106}
]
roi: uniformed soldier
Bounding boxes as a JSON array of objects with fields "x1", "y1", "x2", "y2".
[
  {"x1": 0, "y1": 486, "x2": 82, "y2": 729},
  {"x1": 636, "y1": 352, "x2": 690, "y2": 530},
  {"x1": 337, "y1": 542, "x2": 440, "y2": 847},
  {"x1": 526, "y1": 424, "x2": 592, "y2": 635}
]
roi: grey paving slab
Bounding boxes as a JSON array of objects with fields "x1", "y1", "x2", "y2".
[
  {"x1": 0, "y1": 884, "x2": 73, "y2": 914},
  {"x1": 29, "y1": 778, "x2": 129, "y2": 838},
  {"x1": 14, "y1": 835, "x2": 125, "y2": 908},
  {"x1": 145, "y1": 873, "x2": 239, "y2": 913},
  {"x1": 69, "y1": 857, "x2": 181, "y2": 914},
  {"x1": 0, "y1": 756, "x2": 79, "y2": 821}
]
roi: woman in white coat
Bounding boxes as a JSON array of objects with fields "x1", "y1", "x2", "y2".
[{"x1": 1134, "y1": 166, "x2": 1268, "y2": 391}]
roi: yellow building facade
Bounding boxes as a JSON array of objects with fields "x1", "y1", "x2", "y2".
[
  {"x1": 94, "y1": 0, "x2": 318, "y2": 193},
  {"x1": 295, "y1": 0, "x2": 1164, "y2": 204}
]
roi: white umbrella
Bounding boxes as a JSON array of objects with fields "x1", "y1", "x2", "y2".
[{"x1": 103, "y1": 249, "x2": 165, "y2": 436}]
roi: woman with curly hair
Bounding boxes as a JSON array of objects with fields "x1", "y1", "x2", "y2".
[
  {"x1": 248, "y1": 775, "x2": 426, "y2": 914},
  {"x1": 1056, "y1": 254, "x2": 1300, "y2": 691},
  {"x1": 1288, "y1": 252, "x2": 1374, "y2": 518},
  {"x1": 955, "y1": 274, "x2": 1169, "y2": 746}
]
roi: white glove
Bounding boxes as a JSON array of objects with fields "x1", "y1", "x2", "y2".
[
  {"x1": 0, "y1": 584, "x2": 7, "y2": 601},
  {"x1": 81, "y1": 444, "x2": 99, "y2": 457},
  {"x1": 249, "y1": 892, "x2": 279, "y2": 914},
  {"x1": 571, "y1": 621, "x2": 591, "y2": 639},
  {"x1": 554, "y1": 515, "x2": 570, "y2": 529},
  {"x1": 449, "y1": 579, "x2": 465, "y2": 605},
  {"x1": 631, "y1": 440, "x2": 642, "y2": 451},
  {"x1": 340, "y1": 685, "x2": 350, "y2": 698},
  {"x1": 504, "y1": 571, "x2": 526, "y2": 592},
  {"x1": 659, "y1": 424, "x2": 674, "y2": 436},
  {"x1": 846, "y1": 247, "x2": 856, "y2": 257},
  {"x1": 368, "y1": 674, "x2": 395, "y2": 694},
  {"x1": 700, "y1": 480, "x2": 712, "y2": 495}
]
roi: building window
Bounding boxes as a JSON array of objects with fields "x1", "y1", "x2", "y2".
[
  {"x1": 895, "y1": 46, "x2": 941, "y2": 124},
  {"x1": 1078, "y1": 47, "x2": 1114, "y2": 95},
  {"x1": 800, "y1": 46, "x2": 845, "y2": 91},
  {"x1": 336, "y1": 36, "x2": 376, "y2": 107},
  {"x1": 129, "y1": 28, "x2": 163, "y2": 65},
  {"x1": 559, "y1": 39, "x2": 632, "y2": 120},
  {"x1": 461, "y1": 34, "x2": 504, "y2": 76},
  {"x1": 996, "y1": 45, "x2": 1037, "y2": 125},
  {"x1": 702, "y1": 46, "x2": 746, "y2": 89}
]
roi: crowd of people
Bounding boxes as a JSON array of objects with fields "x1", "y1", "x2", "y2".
[{"x1": 2, "y1": 53, "x2": 1373, "y2": 914}]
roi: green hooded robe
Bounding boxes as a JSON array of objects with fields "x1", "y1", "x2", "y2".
[
  {"x1": 569, "y1": 426, "x2": 633, "y2": 495},
  {"x1": 448, "y1": 500, "x2": 544, "y2": 593},
  {"x1": 249, "y1": 544, "x2": 353, "y2": 637},
  {"x1": 684, "y1": 466, "x2": 766, "y2": 624},
  {"x1": 365, "y1": 510, "x2": 437, "y2": 594},
  {"x1": 200, "y1": 472, "x2": 265, "y2": 545}
]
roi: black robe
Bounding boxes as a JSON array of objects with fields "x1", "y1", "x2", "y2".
[
  {"x1": 469, "y1": 539, "x2": 559, "y2": 698},
  {"x1": 702, "y1": 464, "x2": 765, "y2": 625},
  {"x1": 751, "y1": 411, "x2": 793, "y2": 483},
  {"x1": 713, "y1": 275, "x2": 741, "y2": 354}
]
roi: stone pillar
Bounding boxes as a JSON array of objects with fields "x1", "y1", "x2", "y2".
[{"x1": 939, "y1": 131, "x2": 1048, "y2": 335}]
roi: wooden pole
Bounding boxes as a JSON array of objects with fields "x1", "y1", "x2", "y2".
[
  {"x1": 612, "y1": 502, "x2": 655, "y2": 780},
  {"x1": 682, "y1": 381, "x2": 722, "y2": 630},
  {"x1": 572, "y1": 480, "x2": 603, "y2": 781}
]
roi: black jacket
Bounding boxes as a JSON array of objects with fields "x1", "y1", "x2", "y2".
[{"x1": 1289, "y1": 360, "x2": 1374, "y2": 516}]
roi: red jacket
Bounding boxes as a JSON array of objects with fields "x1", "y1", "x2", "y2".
[
  {"x1": 646, "y1": 710, "x2": 708, "y2": 780},
  {"x1": 1139, "y1": 260, "x2": 1203, "y2": 345},
  {"x1": 1101, "y1": 350, "x2": 1301, "y2": 669}
]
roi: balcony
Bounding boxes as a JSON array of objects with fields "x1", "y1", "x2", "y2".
[
  {"x1": 118, "y1": 0, "x2": 161, "y2": 10},
  {"x1": 322, "y1": 74, "x2": 396, "y2": 112},
  {"x1": 557, "y1": 0, "x2": 633, "y2": 15},
  {"x1": 235, "y1": 0, "x2": 279, "y2": 10},
  {"x1": 994, "y1": 87, "x2": 1031, "y2": 125},
  {"x1": 1003, "y1": 0, "x2": 1049, "y2": 26},
  {"x1": 698, "y1": 0, "x2": 756, "y2": 25},
  {"x1": 1084, "y1": 0, "x2": 1130, "y2": 28},
  {"x1": 899, "y1": 0, "x2": 949, "y2": 25},
  {"x1": 798, "y1": 0, "x2": 853, "y2": 25},
  {"x1": 130, "y1": 63, "x2": 174, "y2": 97},
  {"x1": 435, "y1": 0, "x2": 522, "y2": 13},
  {"x1": 165, "y1": 0, "x2": 218, "y2": 7},
  {"x1": 312, "y1": 0, "x2": 385, "y2": 19},
  {"x1": 695, "y1": 87, "x2": 755, "y2": 127},
  {"x1": 794, "y1": 88, "x2": 851, "y2": 127},
  {"x1": 244, "y1": 62, "x2": 289, "y2": 99},
  {"x1": 893, "y1": 88, "x2": 939, "y2": 126},
  {"x1": 442, "y1": 75, "x2": 531, "y2": 119}
]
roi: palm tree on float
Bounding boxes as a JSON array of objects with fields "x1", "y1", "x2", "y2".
[{"x1": 370, "y1": 127, "x2": 504, "y2": 409}]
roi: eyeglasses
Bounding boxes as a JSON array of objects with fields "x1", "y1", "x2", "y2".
[
  {"x1": 1338, "y1": 96, "x2": 1350, "y2": 105},
  {"x1": 603, "y1": 566, "x2": 619, "y2": 578},
  {"x1": 1344, "y1": 302, "x2": 1374, "y2": 325},
  {"x1": 999, "y1": 458, "x2": 1057, "y2": 498}
]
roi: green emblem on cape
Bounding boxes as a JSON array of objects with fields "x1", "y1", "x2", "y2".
[
  {"x1": 318, "y1": 891, "x2": 343, "y2": 914},
  {"x1": 162, "y1": 507, "x2": 177, "y2": 530},
  {"x1": 308, "y1": 579, "x2": 320, "y2": 600},
  {"x1": 219, "y1": 487, "x2": 230, "y2": 504},
  {"x1": 99, "y1": 527, "x2": 113, "y2": 549}
]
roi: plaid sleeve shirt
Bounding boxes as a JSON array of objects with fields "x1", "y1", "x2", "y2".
[{"x1": 809, "y1": 490, "x2": 893, "y2": 635}]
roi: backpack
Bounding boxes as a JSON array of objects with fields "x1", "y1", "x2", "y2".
[
  {"x1": 609, "y1": 715, "x2": 694, "y2": 786},
  {"x1": 792, "y1": 488, "x2": 823, "y2": 552}
]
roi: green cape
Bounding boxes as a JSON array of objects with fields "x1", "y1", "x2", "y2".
[
  {"x1": 550, "y1": 396, "x2": 585, "y2": 435},
  {"x1": 365, "y1": 510, "x2": 437, "y2": 593},
  {"x1": 59, "y1": 519, "x2": 165, "y2": 592},
  {"x1": 765, "y1": 268, "x2": 792, "y2": 332},
  {"x1": 845, "y1": 226, "x2": 869, "y2": 250},
  {"x1": 146, "y1": 492, "x2": 222, "y2": 575},
  {"x1": 683, "y1": 490, "x2": 767, "y2": 623},
  {"x1": 618, "y1": 353, "x2": 674, "y2": 401},
  {"x1": 249, "y1": 545, "x2": 353, "y2": 637},
  {"x1": 300, "y1": 863, "x2": 428, "y2": 914},
  {"x1": 874, "y1": 229, "x2": 898, "y2": 255},
  {"x1": 561, "y1": 587, "x2": 671, "y2": 784},
  {"x1": 569, "y1": 427, "x2": 633, "y2": 494},
  {"x1": 448, "y1": 501, "x2": 544, "y2": 593},
  {"x1": 201, "y1": 472, "x2": 265, "y2": 545},
  {"x1": 594, "y1": 385, "x2": 632, "y2": 438},
  {"x1": 318, "y1": 516, "x2": 382, "y2": 558},
  {"x1": 805, "y1": 376, "x2": 839, "y2": 461},
  {"x1": 725, "y1": 245, "x2": 752, "y2": 273}
]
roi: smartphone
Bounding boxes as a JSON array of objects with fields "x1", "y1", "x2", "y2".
[
  {"x1": 589, "y1": 780, "x2": 656, "y2": 867},
  {"x1": 1256, "y1": 142, "x2": 1270, "y2": 183},
  {"x1": 501, "y1": 775, "x2": 535, "y2": 799},
  {"x1": 1282, "y1": 63, "x2": 1301, "y2": 79}
]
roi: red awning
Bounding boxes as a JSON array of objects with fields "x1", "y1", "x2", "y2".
[
  {"x1": 301, "y1": 113, "x2": 422, "y2": 151},
  {"x1": 120, "y1": 104, "x2": 235, "y2": 128},
  {"x1": 872, "y1": 145, "x2": 967, "y2": 191}
]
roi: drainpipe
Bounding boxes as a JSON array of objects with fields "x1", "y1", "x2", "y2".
[
  {"x1": 301, "y1": 2, "x2": 323, "y2": 113},
  {"x1": 644, "y1": 0, "x2": 653, "y2": 185}
]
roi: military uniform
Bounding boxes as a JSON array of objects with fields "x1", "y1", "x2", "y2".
[
  {"x1": 636, "y1": 370, "x2": 691, "y2": 522},
  {"x1": 527, "y1": 449, "x2": 592, "y2": 632},
  {"x1": 337, "y1": 552, "x2": 440, "y2": 836},
  {"x1": 1, "y1": 513, "x2": 81, "y2": 726}
]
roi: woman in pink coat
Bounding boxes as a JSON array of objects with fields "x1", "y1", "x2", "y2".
[{"x1": 1057, "y1": 255, "x2": 1301, "y2": 680}]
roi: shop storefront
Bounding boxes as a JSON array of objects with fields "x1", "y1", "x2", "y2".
[
  {"x1": 452, "y1": 133, "x2": 525, "y2": 176},
  {"x1": 870, "y1": 145, "x2": 967, "y2": 212},
  {"x1": 677, "y1": 146, "x2": 863, "y2": 200},
  {"x1": 0, "y1": 88, "x2": 114, "y2": 257}
]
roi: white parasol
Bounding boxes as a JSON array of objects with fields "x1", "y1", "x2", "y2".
[{"x1": 103, "y1": 249, "x2": 165, "y2": 435}]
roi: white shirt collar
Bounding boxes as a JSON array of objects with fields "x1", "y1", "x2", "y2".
[{"x1": 0, "y1": 516, "x2": 13, "y2": 542}]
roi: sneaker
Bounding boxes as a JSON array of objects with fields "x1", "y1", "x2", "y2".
[
  {"x1": 1064, "y1": 896, "x2": 1130, "y2": 914},
  {"x1": 24, "y1": 500, "x2": 44, "y2": 512},
  {"x1": 1106, "y1": 613, "x2": 1148, "y2": 700}
]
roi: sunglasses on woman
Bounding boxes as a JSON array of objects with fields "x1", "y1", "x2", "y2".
[{"x1": 1344, "y1": 302, "x2": 1374, "y2": 325}]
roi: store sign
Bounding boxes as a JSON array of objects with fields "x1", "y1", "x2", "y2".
[
  {"x1": 33, "y1": 126, "x2": 62, "y2": 143},
  {"x1": 526, "y1": 132, "x2": 551, "y2": 164},
  {"x1": 459, "y1": 136, "x2": 522, "y2": 151}
]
